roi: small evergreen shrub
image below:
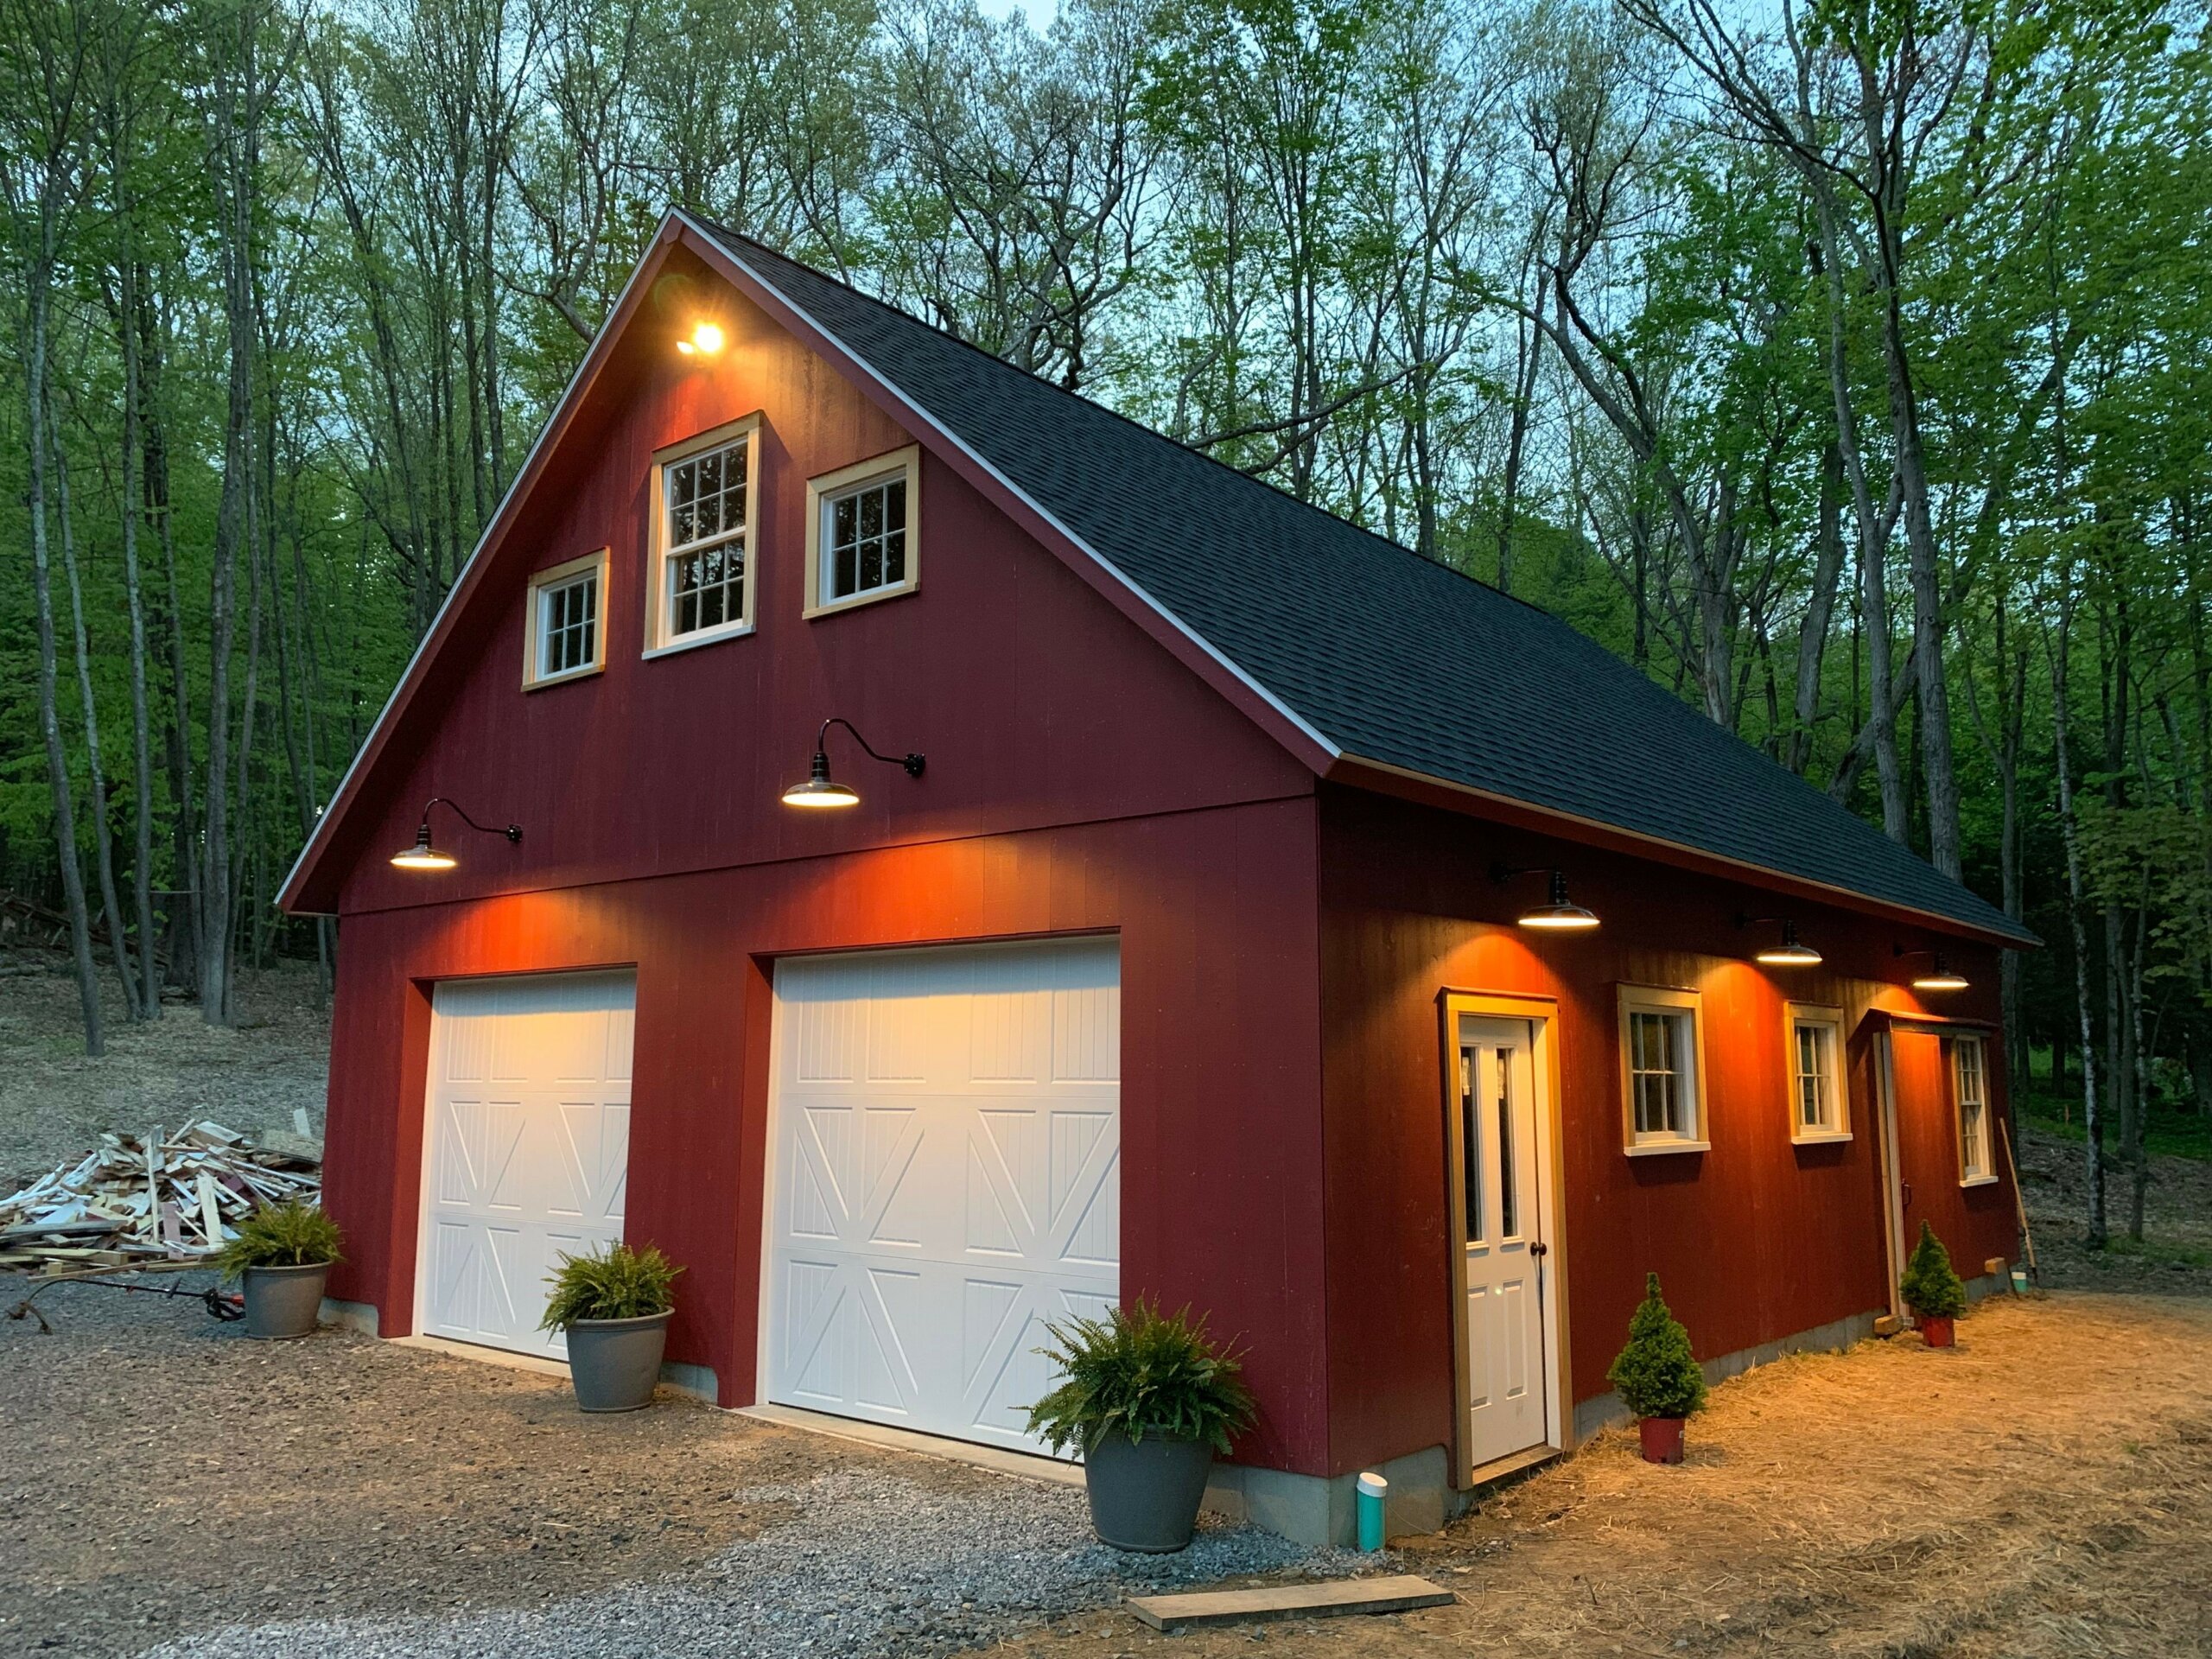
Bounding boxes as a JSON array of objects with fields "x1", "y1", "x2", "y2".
[
  {"x1": 1899, "y1": 1220, "x2": 1967, "y2": 1319},
  {"x1": 1026, "y1": 1298, "x2": 1257, "y2": 1456},
  {"x1": 1607, "y1": 1272, "x2": 1707, "y2": 1421},
  {"x1": 540, "y1": 1242, "x2": 682, "y2": 1329},
  {"x1": 214, "y1": 1200, "x2": 344, "y2": 1280}
]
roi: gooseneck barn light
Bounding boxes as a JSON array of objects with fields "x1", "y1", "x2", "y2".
[
  {"x1": 1491, "y1": 863, "x2": 1600, "y2": 931},
  {"x1": 675, "y1": 320, "x2": 726, "y2": 357},
  {"x1": 1894, "y1": 944, "x2": 1969, "y2": 992},
  {"x1": 1741, "y1": 914, "x2": 1822, "y2": 967},
  {"x1": 782, "y1": 717, "x2": 925, "y2": 810},
  {"x1": 391, "y1": 798, "x2": 523, "y2": 872}
]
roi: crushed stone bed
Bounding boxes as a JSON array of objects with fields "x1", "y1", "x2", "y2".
[
  {"x1": 2, "y1": 1278, "x2": 1367, "y2": 1659},
  {"x1": 146, "y1": 1469, "x2": 1365, "y2": 1659}
]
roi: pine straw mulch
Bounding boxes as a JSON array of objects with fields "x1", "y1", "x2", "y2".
[{"x1": 988, "y1": 1294, "x2": 2212, "y2": 1659}]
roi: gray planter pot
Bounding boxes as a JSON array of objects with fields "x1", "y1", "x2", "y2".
[
  {"x1": 563, "y1": 1310, "x2": 671, "y2": 1412},
  {"x1": 241, "y1": 1262, "x2": 329, "y2": 1340},
  {"x1": 1084, "y1": 1430, "x2": 1215, "y2": 1553}
]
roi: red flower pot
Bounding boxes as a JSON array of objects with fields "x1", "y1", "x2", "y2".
[
  {"x1": 1637, "y1": 1415, "x2": 1686, "y2": 1465},
  {"x1": 1918, "y1": 1315, "x2": 1955, "y2": 1349}
]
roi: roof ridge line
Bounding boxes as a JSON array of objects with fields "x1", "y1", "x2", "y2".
[{"x1": 690, "y1": 219, "x2": 1567, "y2": 629}]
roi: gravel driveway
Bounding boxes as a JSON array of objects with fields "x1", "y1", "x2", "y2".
[{"x1": 2, "y1": 1280, "x2": 1360, "y2": 1659}]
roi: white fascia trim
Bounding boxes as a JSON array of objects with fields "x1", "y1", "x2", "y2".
[
  {"x1": 276, "y1": 226, "x2": 674, "y2": 912},
  {"x1": 674, "y1": 210, "x2": 1342, "y2": 766}
]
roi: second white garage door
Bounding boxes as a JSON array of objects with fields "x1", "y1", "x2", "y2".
[
  {"x1": 416, "y1": 971, "x2": 635, "y2": 1359},
  {"x1": 764, "y1": 938, "x2": 1120, "y2": 1456}
]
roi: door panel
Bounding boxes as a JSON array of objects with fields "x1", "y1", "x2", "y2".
[
  {"x1": 766, "y1": 938, "x2": 1120, "y2": 1456},
  {"x1": 418, "y1": 971, "x2": 635, "y2": 1358},
  {"x1": 1453, "y1": 1015, "x2": 1550, "y2": 1472}
]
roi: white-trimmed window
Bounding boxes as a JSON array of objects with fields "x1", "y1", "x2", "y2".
[
  {"x1": 523, "y1": 549, "x2": 608, "y2": 689},
  {"x1": 646, "y1": 416, "x2": 760, "y2": 654},
  {"x1": 1787, "y1": 1003, "x2": 1849, "y2": 1142},
  {"x1": 804, "y1": 445, "x2": 919, "y2": 616},
  {"x1": 1618, "y1": 986, "x2": 1707, "y2": 1154},
  {"x1": 1954, "y1": 1033, "x2": 1994, "y2": 1185}
]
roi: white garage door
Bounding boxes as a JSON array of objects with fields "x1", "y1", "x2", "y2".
[
  {"x1": 417, "y1": 971, "x2": 635, "y2": 1358},
  {"x1": 764, "y1": 938, "x2": 1120, "y2": 1456}
]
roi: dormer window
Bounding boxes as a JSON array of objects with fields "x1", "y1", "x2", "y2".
[
  {"x1": 804, "y1": 445, "x2": 920, "y2": 617},
  {"x1": 646, "y1": 415, "x2": 760, "y2": 655},
  {"x1": 523, "y1": 550, "x2": 608, "y2": 689}
]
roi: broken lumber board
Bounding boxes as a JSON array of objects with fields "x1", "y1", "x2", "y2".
[{"x1": 1124, "y1": 1575, "x2": 1456, "y2": 1633}]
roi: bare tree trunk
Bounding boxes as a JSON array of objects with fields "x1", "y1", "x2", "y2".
[
  {"x1": 2049, "y1": 601, "x2": 2105, "y2": 1247},
  {"x1": 200, "y1": 1, "x2": 260, "y2": 1027},
  {"x1": 116, "y1": 232, "x2": 162, "y2": 1014},
  {"x1": 51, "y1": 391, "x2": 143, "y2": 1019},
  {"x1": 23, "y1": 220, "x2": 105, "y2": 1055}
]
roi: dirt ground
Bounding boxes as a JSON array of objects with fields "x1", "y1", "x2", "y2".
[
  {"x1": 986, "y1": 1294, "x2": 2212, "y2": 1659},
  {"x1": 0, "y1": 1279, "x2": 917, "y2": 1657},
  {"x1": 0, "y1": 953, "x2": 328, "y2": 1189},
  {"x1": 2018, "y1": 1122, "x2": 2212, "y2": 1296}
]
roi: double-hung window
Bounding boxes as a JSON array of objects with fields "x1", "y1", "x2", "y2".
[
  {"x1": 647, "y1": 416, "x2": 759, "y2": 654},
  {"x1": 1787, "y1": 1003, "x2": 1849, "y2": 1142},
  {"x1": 523, "y1": 550, "x2": 608, "y2": 688},
  {"x1": 1955, "y1": 1034, "x2": 1994, "y2": 1184},
  {"x1": 804, "y1": 446, "x2": 920, "y2": 616},
  {"x1": 1618, "y1": 986, "x2": 1707, "y2": 1154}
]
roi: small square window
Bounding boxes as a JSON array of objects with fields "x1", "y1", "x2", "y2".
[
  {"x1": 1786, "y1": 1003, "x2": 1849, "y2": 1142},
  {"x1": 523, "y1": 550, "x2": 608, "y2": 689},
  {"x1": 1618, "y1": 986, "x2": 1707, "y2": 1154},
  {"x1": 646, "y1": 417, "x2": 759, "y2": 656},
  {"x1": 1955, "y1": 1034, "x2": 1994, "y2": 1185},
  {"x1": 805, "y1": 446, "x2": 920, "y2": 617}
]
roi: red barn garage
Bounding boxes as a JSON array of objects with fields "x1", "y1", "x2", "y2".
[{"x1": 279, "y1": 213, "x2": 2031, "y2": 1546}]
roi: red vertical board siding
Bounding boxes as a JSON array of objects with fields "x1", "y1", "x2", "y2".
[
  {"x1": 302, "y1": 249, "x2": 1308, "y2": 918},
  {"x1": 1315, "y1": 787, "x2": 2012, "y2": 1477},
  {"x1": 322, "y1": 804, "x2": 1332, "y2": 1473}
]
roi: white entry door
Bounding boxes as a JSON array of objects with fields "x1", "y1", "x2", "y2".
[
  {"x1": 1452, "y1": 1014, "x2": 1551, "y2": 1472},
  {"x1": 417, "y1": 971, "x2": 635, "y2": 1358},
  {"x1": 764, "y1": 938, "x2": 1120, "y2": 1456}
]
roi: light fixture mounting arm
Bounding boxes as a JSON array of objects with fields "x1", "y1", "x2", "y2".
[
  {"x1": 419, "y1": 797, "x2": 522, "y2": 844},
  {"x1": 816, "y1": 717, "x2": 925, "y2": 779}
]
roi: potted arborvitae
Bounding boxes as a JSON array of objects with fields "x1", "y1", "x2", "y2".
[
  {"x1": 1027, "y1": 1300, "x2": 1256, "y2": 1553},
  {"x1": 541, "y1": 1242, "x2": 682, "y2": 1412},
  {"x1": 1900, "y1": 1221, "x2": 1967, "y2": 1349},
  {"x1": 1608, "y1": 1272, "x2": 1707, "y2": 1465},
  {"x1": 215, "y1": 1200, "x2": 344, "y2": 1340}
]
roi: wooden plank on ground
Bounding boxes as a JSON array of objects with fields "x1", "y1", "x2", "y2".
[{"x1": 1125, "y1": 1575, "x2": 1457, "y2": 1633}]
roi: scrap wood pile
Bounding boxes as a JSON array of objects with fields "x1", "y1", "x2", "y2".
[{"x1": 0, "y1": 1121, "x2": 321, "y2": 1274}]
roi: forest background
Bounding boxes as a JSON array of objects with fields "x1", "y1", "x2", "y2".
[{"x1": 3, "y1": 0, "x2": 2206, "y2": 1249}]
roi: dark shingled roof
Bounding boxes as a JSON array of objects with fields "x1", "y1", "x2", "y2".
[{"x1": 696, "y1": 221, "x2": 2030, "y2": 944}]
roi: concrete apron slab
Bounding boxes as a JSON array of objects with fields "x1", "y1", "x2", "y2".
[
  {"x1": 319, "y1": 1297, "x2": 718, "y2": 1403},
  {"x1": 738, "y1": 1403, "x2": 1088, "y2": 1489}
]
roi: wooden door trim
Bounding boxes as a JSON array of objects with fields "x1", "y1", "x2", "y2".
[{"x1": 1437, "y1": 988, "x2": 1572, "y2": 1488}]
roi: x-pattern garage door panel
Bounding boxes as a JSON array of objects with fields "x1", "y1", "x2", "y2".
[
  {"x1": 419, "y1": 972, "x2": 635, "y2": 1359},
  {"x1": 767, "y1": 940, "x2": 1120, "y2": 1455}
]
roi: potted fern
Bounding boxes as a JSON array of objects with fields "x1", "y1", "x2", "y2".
[
  {"x1": 1900, "y1": 1220, "x2": 1967, "y2": 1348},
  {"x1": 1027, "y1": 1300, "x2": 1255, "y2": 1552},
  {"x1": 1608, "y1": 1272, "x2": 1707, "y2": 1464},
  {"x1": 541, "y1": 1242, "x2": 682, "y2": 1412},
  {"x1": 214, "y1": 1200, "x2": 343, "y2": 1340}
]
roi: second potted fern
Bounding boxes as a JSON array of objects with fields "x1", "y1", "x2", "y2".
[
  {"x1": 1027, "y1": 1300, "x2": 1255, "y2": 1553},
  {"x1": 541, "y1": 1242, "x2": 683, "y2": 1412}
]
